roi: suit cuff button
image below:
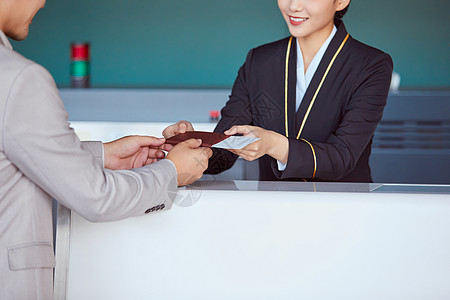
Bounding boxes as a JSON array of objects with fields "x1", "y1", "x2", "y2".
[{"x1": 145, "y1": 207, "x2": 156, "y2": 214}]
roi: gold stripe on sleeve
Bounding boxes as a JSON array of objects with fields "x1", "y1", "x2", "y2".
[{"x1": 300, "y1": 138, "x2": 317, "y2": 179}]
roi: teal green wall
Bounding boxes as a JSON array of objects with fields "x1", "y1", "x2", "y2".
[{"x1": 11, "y1": 0, "x2": 450, "y2": 89}]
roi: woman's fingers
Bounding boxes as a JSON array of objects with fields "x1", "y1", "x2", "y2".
[
  {"x1": 228, "y1": 148, "x2": 258, "y2": 161},
  {"x1": 224, "y1": 125, "x2": 253, "y2": 136}
]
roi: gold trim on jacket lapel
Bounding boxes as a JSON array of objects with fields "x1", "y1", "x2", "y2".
[
  {"x1": 296, "y1": 34, "x2": 349, "y2": 139},
  {"x1": 283, "y1": 21, "x2": 351, "y2": 179},
  {"x1": 284, "y1": 36, "x2": 293, "y2": 138},
  {"x1": 283, "y1": 33, "x2": 349, "y2": 140}
]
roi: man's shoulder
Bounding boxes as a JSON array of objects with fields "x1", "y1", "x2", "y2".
[
  {"x1": 0, "y1": 45, "x2": 35, "y2": 72},
  {"x1": 0, "y1": 46, "x2": 38, "y2": 90},
  {"x1": 0, "y1": 46, "x2": 52, "y2": 96}
]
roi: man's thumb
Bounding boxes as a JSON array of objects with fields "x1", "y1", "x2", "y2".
[{"x1": 180, "y1": 138, "x2": 202, "y2": 148}]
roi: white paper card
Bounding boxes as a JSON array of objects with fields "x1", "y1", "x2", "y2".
[{"x1": 213, "y1": 136, "x2": 260, "y2": 150}]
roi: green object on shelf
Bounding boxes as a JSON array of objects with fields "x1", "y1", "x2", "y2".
[{"x1": 70, "y1": 61, "x2": 90, "y2": 76}]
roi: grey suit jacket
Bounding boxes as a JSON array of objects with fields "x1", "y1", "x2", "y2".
[{"x1": 0, "y1": 30, "x2": 178, "y2": 299}]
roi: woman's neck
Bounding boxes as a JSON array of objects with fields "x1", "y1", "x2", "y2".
[{"x1": 297, "y1": 21, "x2": 335, "y2": 73}]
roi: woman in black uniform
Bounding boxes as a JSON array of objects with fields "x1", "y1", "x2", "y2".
[{"x1": 164, "y1": 0, "x2": 393, "y2": 182}]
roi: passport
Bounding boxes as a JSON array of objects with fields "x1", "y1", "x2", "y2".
[
  {"x1": 165, "y1": 131, "x2": 229, "y2": 148},
  {"x1": 165, "y1": 131, "x2": 259, "y2": 150}
]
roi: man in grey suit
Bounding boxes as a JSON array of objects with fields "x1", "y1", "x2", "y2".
[{"x1": 0, "y1": 0, "x2": 213, "y2": 299}]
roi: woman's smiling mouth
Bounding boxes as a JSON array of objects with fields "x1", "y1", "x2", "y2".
[{"x1": 289, "y1": 16, "x2": 308, "y2": 26}]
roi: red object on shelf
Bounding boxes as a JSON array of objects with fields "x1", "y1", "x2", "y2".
[
  {"x1": 71, "y1": 43, "x2": 90, "y2": 60},
  {"x1": 209, "y1": 110, "x2": 220, "y2": 119}
]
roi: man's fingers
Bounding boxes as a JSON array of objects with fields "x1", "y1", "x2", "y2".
[
  {"x1": 178, "y1": 138, "x2": 202, "y2": 149},
  {"x1": 162, "y1": 125, "x2": 177, "y2": 138},
  {"x1": 162, "y1": 120, "x2": 194, "y2": 138},
  {"x1": 178, "y1": 122, "x2": 187, "y2": 134},
  {"x1": 132, "y1": 148, "x2": 149, "y2": 168},
  {"x1": 174, "y1": 120, "x2": 193, "y2": 135},
  {"x1": 130, "y1": 136, "x2": 165, "y2": 147},
  {"x1": 145, "y1": 158, "x2": 158, "y2": 166},
  {"x1": 201, "y1": 147, "x2": 213, "y2": 159},
  {"x1": 177, "y1": 120, "x2": 194, "y2": 133},
  {"x1": 160, "y1": 143, "x2": 174, "y2": 152},
  {"x1": 155, "y1": 150, "x2": 166, "y2": 159},
  {"x1": 148, "y1": 149, "x2": 166, "y2": 159}
]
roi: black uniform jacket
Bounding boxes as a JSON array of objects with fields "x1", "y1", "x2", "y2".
[{"x1": 206, "y1": 20, "x2": 393, "y2": 182}]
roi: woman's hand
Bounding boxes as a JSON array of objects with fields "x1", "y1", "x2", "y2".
[{"x1": 224, "y1": 125, "x2": 289, "y2": 163}]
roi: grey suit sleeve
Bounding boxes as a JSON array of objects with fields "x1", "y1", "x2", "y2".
[
  {"x1": 3, "y1": 63, "x2": 178, "y2": 222},
  {"x1": 81, "y1": 141, "x2": 104, "y2": 167}
]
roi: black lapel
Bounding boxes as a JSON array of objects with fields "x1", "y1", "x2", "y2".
[
  {"x1": 287, "y1": 37, "x2": 297, "y2": 138},
  {"x1": 294, "y1": 20, "x2": 349, "y2": 136}
]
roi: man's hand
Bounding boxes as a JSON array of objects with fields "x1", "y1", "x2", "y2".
[
  {"x1": 161, "y1": 120, "x2": 194, "y2": 151},
  {"x1": 166, "y1": 138, "x2": 213, "y2": 186},
  {"x1": 103, "y1": 136, "x2": 166, "y2": 170},
  {"x1": 161, "y1": 120, "x2": 195, "y2": 151},
  {"x1": 162, "y1": 120, "x2": 194, "y2": 138},
  {"x1": 224, "y1": 125, "x2": 289, "y2": 163}
]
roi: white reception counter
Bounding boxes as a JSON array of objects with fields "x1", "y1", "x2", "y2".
[{"x1": 54, "y1": 181, "x2": 450, "y2": 300}]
